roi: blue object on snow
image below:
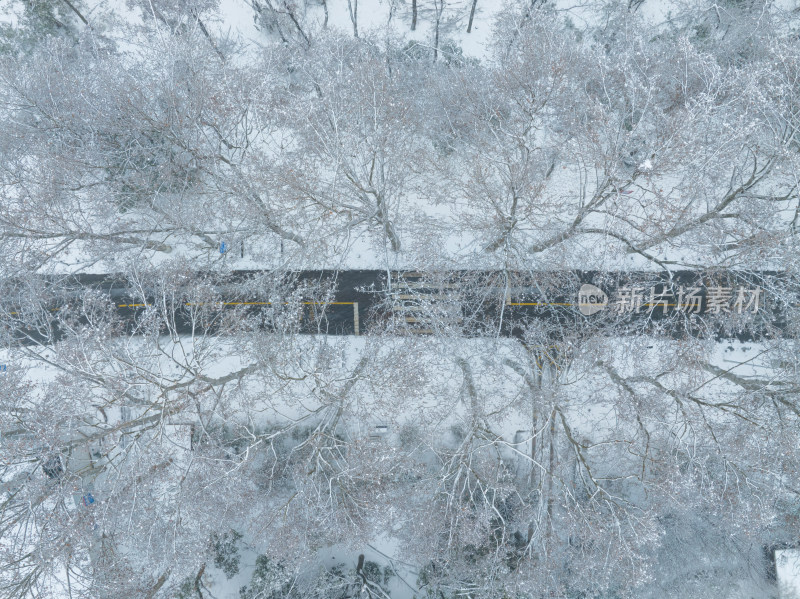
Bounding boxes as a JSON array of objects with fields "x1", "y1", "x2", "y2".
[
  {"x1": 83, "y1": 493, "x2": 95, "y2": 506},
  {"x1": 219, "y1": 241, "x2": 228, "y2": 254}
]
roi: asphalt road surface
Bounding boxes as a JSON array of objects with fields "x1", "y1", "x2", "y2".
[{"x1": 1, "y1": 270, "x2": 794, "y2": 343}]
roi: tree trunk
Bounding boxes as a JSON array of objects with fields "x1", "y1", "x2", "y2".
[
  {"x1": 61, "y1": 0, "x2": 88, "y2": 25},
  {"x1": 411, "y1": 0, "x2": 417, "y2": 30},
  {"x1": 531, "y1": 399, "x2": 538, "y2": 489},
  {"x1": 285, "y1": 7, "x2": 309, "y2": 44},
  {"x1": 467, "y1": 0, "x2": 478, "y2": 33},
  {"x1": 348, "y1": 0, "x2": 358, "y2": 37},
  {"x1": 434, "y1": 21, "x2": 440, "y2": 62},
  {"x1": 433, "y1": 0, "x2": 444, "y2": 62},
  {"x1": 374, "y1": 192, "x2": 401, "y2": 252},
  {"x1": 194, "y1": 564, "x2": 206, "y2": 597},
  {"x1": 144, "y1": 570, "x2": 171, "y2": 599},
  {"x1": 546, "y1": 407, "x2": 556, "y2": 550}
]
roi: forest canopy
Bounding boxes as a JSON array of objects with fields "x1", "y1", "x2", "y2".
[{"x1": 1, "y1": 1, "x2": 799, "y2": 598}]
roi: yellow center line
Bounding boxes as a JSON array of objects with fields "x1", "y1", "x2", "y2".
[
  {"x1": 507, "y1": 302, "x2": 574, "y2": 306},
  {"x1": 212, "y1": 301, "x2": 355, "y2": 306},
  {"x1": 117, "y1": 301, "x2": 356, "y2": 308},
  {"x1": 306, "y1": 301, "x2": 354, "y2": 305},
  {"x1": 509, "y1": 302, "x2": 706, "y2": 308}
]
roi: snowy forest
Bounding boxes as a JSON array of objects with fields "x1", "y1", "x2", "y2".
[{"x1": 1, "y1": 0, "x2": 800, "y2": 597}]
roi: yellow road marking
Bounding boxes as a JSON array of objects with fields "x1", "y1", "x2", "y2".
[
  {"x1": 507, "y1": 302, "x2": 574, "y2": 306},
  {"x1": 509, "y1": 302, "x2": 709, "y2": 308},
  {"x1": 218, "y1": 301, "x2": 354, "y2": 306},
  {"x1": 118, "y1": 301, "x2": 356, "y2": 308}
]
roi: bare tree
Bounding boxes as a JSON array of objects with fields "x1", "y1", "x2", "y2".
[
  {"x1": 279, "y1": 34, "x2": 430, "y2": 256},
  {"x1": 1, "y1": 1, "x2": 800, "y2": 597}
]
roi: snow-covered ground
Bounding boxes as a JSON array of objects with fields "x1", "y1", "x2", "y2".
[
  {"x1": 3, "y1": 0, "x2": 800, "y2": 596},
  {"x1": 778, "y1": 549, "x2": 800, "y2": 599}
]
